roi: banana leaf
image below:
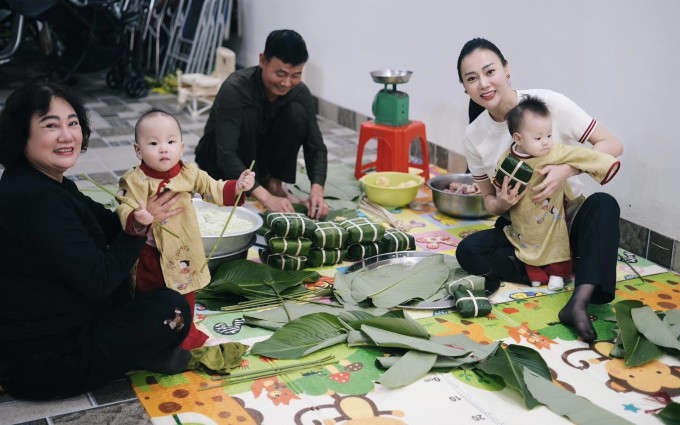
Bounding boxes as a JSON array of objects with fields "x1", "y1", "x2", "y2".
[
  {"x1": 349, "y1": 254, "x2": 450, "y2": 308},
  {"x1": 376, "y1": 350, "x2": 438, "y2": 389},
  {"x1": 631, "y1": 306, "x2": 680, "y2": 351},
  {"x1": 249, "y1": 312, "x2": 348, "y2": 359},
  {"x1": 332, "y1": 269, "x2": 358, "y2": 306},
  {"x1": 431, "y1": 335, "x2": 500, "y2": 361},
  {"x1": 609, "y1": 330, "x2": 625, "y2": 358},
  {"x1": 377, "y1": 354, "x2": 498, "y2": 369},
  {"x1": 346, "y1": 317, "x2": 430, "y2": 339},
  {"x1": 196, "y1": 260, "x2": 320, "y2": 309},
  {"x1": 294, "y1": 164, "x2": 362, "y2": 201},
  {"x1": 475, "y1": 344, "x2": 551, "y2": 409},
  {"x1": 359, "y1": 325, "x2": 471, "y2": 357},
  {"x1": 662, "y1": 309, "x2": 680, "y2": 339},
  {"x1": 347, "y1": 329, "x2": 373, "y2": 347},
  {"x1": 337, "y1": 310, "x2": 379, "y2": 322},
  {"x1": 613, "y1": 300, "x2": 663, "y2": 367},
  {"x1": 657, "y1": 402, "x2": 680, "y2": 425},
  {"x1": 243, "y1": 302, "x2": 350, "y2": 330},
  {"x1": 523, "y1": 368, "x2": 635, "y2": 425}
]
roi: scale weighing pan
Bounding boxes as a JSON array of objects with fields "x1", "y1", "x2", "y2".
[
  {"x1": 370, "y1": 69, "x2": 413, "y2": 85},
  {"x1": 343, "y1": 251, "x2": 459, "y2": 310}
]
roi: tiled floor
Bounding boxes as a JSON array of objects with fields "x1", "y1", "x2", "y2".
[{"x1": 0, "y1": 70, "x2": 371, "y2": 424}]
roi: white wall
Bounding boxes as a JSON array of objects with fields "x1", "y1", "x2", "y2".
[{"x1": 232, "y1": 0, "x2": 680, "y2": 241}]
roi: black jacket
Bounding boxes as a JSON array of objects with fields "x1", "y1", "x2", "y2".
[{"x1": 0, "y1": 161, "x2": 146, "y2": 348}]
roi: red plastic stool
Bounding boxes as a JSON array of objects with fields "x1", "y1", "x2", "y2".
[{"x1": 354, "y1": 120, "x2": 430, "y2": 180}]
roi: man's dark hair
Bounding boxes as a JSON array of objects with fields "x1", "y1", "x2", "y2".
[
  {"x1": 0, "y1": 81, "x2": 91, "y2": 168},
  {"x1": 134, "y1": 108, "x2": 182, "y2": 144},
  {"x1": 506, "y1": 95, "x2": 551, "y2": 136},
  {"x1": 263, "y1": 29, "x2": 308, "y2": 66}
]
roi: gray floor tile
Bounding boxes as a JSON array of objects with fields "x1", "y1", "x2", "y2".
[
  {"x1": 15, "y1": 420, "x2": 49, "y2": 425},
  {"x1": 90, "y1": 379, "x2": 137, "y2": 406},
  {"x1": 0, "y1": 395, "x2": 92, "y2": 425},
  {"x1": 50, "y1": 400, "x2": 151, "y2": 425}
]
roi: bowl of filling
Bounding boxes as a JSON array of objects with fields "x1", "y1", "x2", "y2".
[
  {"x1": 359, "y1": 171, "x2": 424, "y2": 208},
  {"x1": 192, "y1": 199, "x2": 263, "y2": 257},
  {"x1": 427, "y1": 173, "x2": 489, "y2": 218}
]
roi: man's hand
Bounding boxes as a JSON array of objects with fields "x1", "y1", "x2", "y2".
[
  {"x1": 306, "y1": 183, "x2": 328, "y2": 219},
  {"x1": 252, "y1": 186, "x2": 295, "y2": 213}
]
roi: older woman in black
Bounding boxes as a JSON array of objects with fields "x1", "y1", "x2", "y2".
[{"x1": 0, "y1": 82, "x2": 192, "y2": 400}]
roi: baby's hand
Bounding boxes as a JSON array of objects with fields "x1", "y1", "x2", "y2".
[
  {"x1": 134, "y1": 200, "x2": 154, "y2": 226},
  {"x1": 237, "y1": 170, "x2": 255, "y2": 192}
]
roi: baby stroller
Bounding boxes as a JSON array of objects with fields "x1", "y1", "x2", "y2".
[
  {"x1": 0, "y1": 0, "x2": 136, "y2": 83},
  {"x1": 105, "y1": 0, "x2": 156, "y2": 98}
]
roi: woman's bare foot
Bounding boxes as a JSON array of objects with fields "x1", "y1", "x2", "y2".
[{"x1": 558, "y1": 283, "x2": 597, "y2": 342}]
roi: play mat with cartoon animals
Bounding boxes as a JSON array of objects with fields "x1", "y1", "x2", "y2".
[{"x1": 130, "y1": 171, "x2": 680, "y2": 425}]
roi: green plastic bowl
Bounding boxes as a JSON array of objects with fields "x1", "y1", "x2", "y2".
[{"x1": 360, "y1": 171, "x2": 424, "y2": 208}]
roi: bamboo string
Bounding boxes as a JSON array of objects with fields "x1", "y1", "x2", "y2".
[
  {"x1": 200, "y1": 355, "x2": 338, "y2": 390},
  {"x1": 359, "y1": 196, "x2": 412, "y2": 232},
  {"x1": 80, "y1": 174, "x2": 179, "y2": 238},
  {"x1": 201, "y1": 160, "x2": 256, "y2": 272}
]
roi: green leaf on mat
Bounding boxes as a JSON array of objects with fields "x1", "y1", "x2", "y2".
[
  {"x1": 197, "y1": 260, "x2": 319, "y2": 304},
  {"x1": 662, "y1": 310, "x2": 680, "y2": 339},
  {"x1": 613, "y1": 300, "x2": 664, "y2": 367},
  {"x1": 347, "y1": 317, "x2": 430, "y2": 339},
  {"x1": 360, "y1": 325, "x2": 470, "y2": 357},
  {"x1": 476, "y1": 344, "x2": 552, "y2": 409},
  {"x1": 294, "y1": 164, "x2": 363, "y2": 201},
  {"x1": 244, "y1": 302, "x2": 354, "y2": 330},
  {"x1": 631, "y1": 306, "x2": 680, "y2": 351},
  {"x1": 350, "y1": 254, "x2": 450, "y2": 308},
  {"x1": 431, "y1": 334, "x2": 501, "y2": 361},
  {"x1": 376, "y1": 350, "x2": 438, "y2": 389},
  {"x1": 332, "y1": 270, "x2": 356, "y2": 306},
  {"x1": 249, "y1": 312, "x2": 348, "y2": 359},
  {"x1": 656, "y1": 402, "x2": 680, "y2": 425},
  {"x1": 523, "y1": 368, "x2": 635, "y2": 425}
]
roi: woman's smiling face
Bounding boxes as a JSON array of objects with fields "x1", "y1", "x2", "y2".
[
  {"x1": 460, "y1": 48, "x2": 512, "y2": 113},
  {"x1": 25, "y1": 96, "x2": 83, "y2": 182}
]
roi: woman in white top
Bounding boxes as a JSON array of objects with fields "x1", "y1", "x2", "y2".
[{"x1": 454, "y1": 38, "x2": 624, "y2": 342}]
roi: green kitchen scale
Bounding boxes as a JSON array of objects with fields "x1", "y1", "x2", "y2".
[{"x1": 370, "y1": 69, "x2": 412, "y2": 126}]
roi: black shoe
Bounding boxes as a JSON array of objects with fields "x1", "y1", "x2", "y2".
[{"x1": 484, "y1": 278, "x2": 501, "y2": 296}]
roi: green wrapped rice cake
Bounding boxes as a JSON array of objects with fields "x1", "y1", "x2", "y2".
[
  {"x1": 346, "y1": 241, "x2": 381, "y2": 261},
  {"x1": 259, "y1": 249, "x2": 307, "y2": 270},
  {"x1": 453, "y1": 289, "x2": 492, "y2": 318},
  {"x1": 445, "y1": 274, "x2": 486, "y2": 294},
  {"x1": 265, "y1": 232, "x2": 312, "y2": 256},
  {"x1": 493, "y1": 155, "x2": 534, "y2": 194},
  {"x1": 306, "y1": 248, "x2": 345, "y2": 268},
  {"x1": 381, "y1": 228, "x2": 416, "y2": 253},
  {"x1": 340, "y1": 218, "x2": 385, "y2": 245},
  {"x1": 311, "y1": 221, "x2": 349, "y2": 249},
  {"x1": 265, "y1": 212, "x2": 317, "y2": 238}
]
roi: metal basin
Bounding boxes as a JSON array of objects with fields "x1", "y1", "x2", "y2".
[
  {"x1": 427, "y1": 174, "x2": 489, "y2": 219},
  {"x1": 370, "y1": 69, "x2": 412, "y2": 84},
  {"x1": 206, "y1": 240, "x2": 253, "y2": 274},
  {"x1": 192, "y1": 199, "x2": 263, "y2": 257}
]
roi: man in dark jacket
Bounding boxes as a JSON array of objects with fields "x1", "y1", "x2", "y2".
[{"x1": 195, "y1": 29, "x2": 329, "y2": 219}]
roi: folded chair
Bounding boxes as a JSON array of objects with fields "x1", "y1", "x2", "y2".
[{"x1": 177, "y1": 46, "x2": 235, "y2": 118}]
